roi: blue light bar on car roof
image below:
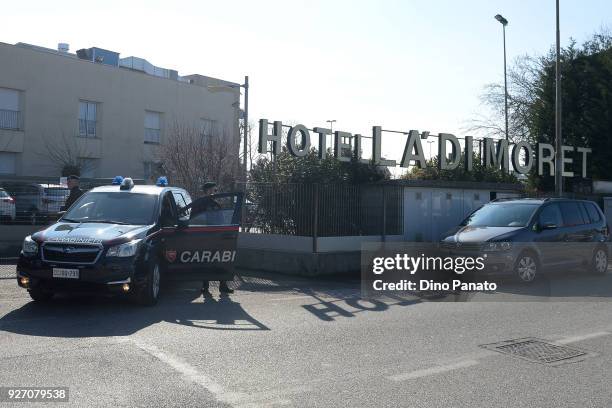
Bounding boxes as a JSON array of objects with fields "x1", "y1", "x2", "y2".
[
  {"x1": 111, "y1": 176, "x2": 124, "y2": 185},
  {"x1": 156, "y1": 176, "x2": 168, "y2": 187}
]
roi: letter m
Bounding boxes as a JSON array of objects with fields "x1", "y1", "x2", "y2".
[{"x1": 484, "y1": 138, "x2": 509, "y2": 171}]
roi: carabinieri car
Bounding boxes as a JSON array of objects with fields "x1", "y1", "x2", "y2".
[{"x1": 17, "y1": 177, "x2": 243, "y2": 305}]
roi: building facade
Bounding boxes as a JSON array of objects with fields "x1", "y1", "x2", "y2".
[{"x1": 0, "y1": 42, "x2": 241, "y2": 180}]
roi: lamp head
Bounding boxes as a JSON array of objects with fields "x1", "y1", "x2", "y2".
[{"x1": 495, "y1": 14, "x2": 508, "y2": 26}]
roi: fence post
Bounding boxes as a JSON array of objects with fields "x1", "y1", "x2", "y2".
[
  {"x1": 313, "y1": 184, "x2": 319, "y2": 253},
  {"x1": 381, "y1": 185, "x2": 387, "y2": 242}
]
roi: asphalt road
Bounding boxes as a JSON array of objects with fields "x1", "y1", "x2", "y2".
[{"x1": 1, "y1": 266, "x2": 612, "y2": 407}]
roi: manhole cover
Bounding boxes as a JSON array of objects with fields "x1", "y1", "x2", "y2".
[{"x1": 480, "y1": 338, "x2": 589, "y2": 365}]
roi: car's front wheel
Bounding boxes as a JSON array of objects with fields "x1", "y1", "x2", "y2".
[
  {"x1": 133, "y1": 260, "x2": 161, "y2": 306},
  {"x1": 28, "y1": 288, "x2": 54, "y2": 302},
  {"x1": 590, "y1": 247, "x2": 608, "y2": 275},
  {"x1": 514, "y1": 252, "x2": 538, "y2": 283}
]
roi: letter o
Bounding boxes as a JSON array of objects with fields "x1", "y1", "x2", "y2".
[
  {"x1": 287, "y1": 125, "x2": 311, "y2": 157},
  {"x1": 512, "y1": 141, "x2": 533, "y2": 174}
]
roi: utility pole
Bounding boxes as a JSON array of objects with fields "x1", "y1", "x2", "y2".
[
  {"x1": 243, "y1": 75, "x2": 249, "y2": 183},
  {"x1": 554, "y1": 0, "x2": 563, "y2": 196}
]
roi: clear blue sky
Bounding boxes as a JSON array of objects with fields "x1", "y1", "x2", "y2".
[{"x1": 3, "y1": 0, "x2": 611, "y2": 160}]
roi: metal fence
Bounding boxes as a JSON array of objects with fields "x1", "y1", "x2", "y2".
[
  {"x1": 238, "y1": 182, "x2": 404, "y2": 237},
  {"x1": 0, "y1": 176, "x2": 138, "y2": 225}
]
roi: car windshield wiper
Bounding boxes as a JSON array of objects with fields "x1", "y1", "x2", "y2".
[
  {"x1": 79, "y1": 219, "x2": 132, "y2": 225},
  {"x1": 61, "y1": 218, "x2": 82, "y2": 223}
]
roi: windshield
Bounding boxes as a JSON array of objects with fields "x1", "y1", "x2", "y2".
[
  {"x1": 62, "y1": 192, "x2": 158, "y2": 225},
  {"x1": 462, "y1": 203, "x2": 539, "y2": 227},
  {"x1": 0, "y1": 190, "x2": 8, "y2": 198}
]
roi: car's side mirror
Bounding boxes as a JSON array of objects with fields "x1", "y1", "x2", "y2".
[{"x1": 177, "y1": 218, "x2": 189, "y2": 229}]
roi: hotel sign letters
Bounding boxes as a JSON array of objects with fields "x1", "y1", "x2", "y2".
[{"x1": 258, "y1": 119, "x2": 592, "y2": 177}]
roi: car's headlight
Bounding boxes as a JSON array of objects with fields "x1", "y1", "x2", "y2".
[
  {"x1": 483, "y1": 241, "x2": 513, "y2": 251},
  {"x1": 106, "y1": 239, "x2": 141, "y2": 258},
  {"x1": 22, "y1": 235, "x2": 38, "y2": 255}
]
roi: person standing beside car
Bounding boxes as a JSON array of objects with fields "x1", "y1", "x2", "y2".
[
  {"x1": 194, "y1": 182, "x2": 234, "y2": 296},
  {"x1": 61, "y1": 175, "x2": 83, "y2": 211}
]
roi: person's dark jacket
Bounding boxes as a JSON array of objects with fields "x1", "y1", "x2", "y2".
[
  {"x1": 61, "y1": 186, "x2": 84, "y2": 211},
  {"x1": 189, "y1": 196, "x2": 220, "y2": 217}
]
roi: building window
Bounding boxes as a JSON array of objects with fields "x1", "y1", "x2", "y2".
[
  {"x1": 0, "y1": 88, "x2": 21, "y2": 130},
  {"x1": 200, "y1": 118, "x2": 216, "y2": 138},
  {"x1": 0, "y1": 152, "x2": 17, "y2": 174},
  {"x1": 78, "y1": 101, "x2": 97, "y2": 138},
  {"x1": 144, "y1": 111, "x2": 161, "y2": 144}
]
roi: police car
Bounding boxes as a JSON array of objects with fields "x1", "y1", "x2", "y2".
[{"x1": 16, "y1": 177, "x2": 243, "y2": 305}]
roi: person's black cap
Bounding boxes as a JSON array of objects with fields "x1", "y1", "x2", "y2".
[{"x1": 67, "y1": 175, "x2": 80, "y2": 181}]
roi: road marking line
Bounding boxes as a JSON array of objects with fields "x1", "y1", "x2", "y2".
[
  {"x1": 129, "y1": 339, "x2": 226, "y2": 395},
  {"x1": 124, "y1": 338, "x2": 290, "y2": 407},
  {"x1": 557, "y1": 331, "x2": 611, "y2": 344},
  {"x1": 387, "y1": 359, "x2": 479, "y2": 382}
]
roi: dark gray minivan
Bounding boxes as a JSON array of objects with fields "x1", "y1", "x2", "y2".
[{"x1": 440, "y1": 198, "x2": 610, "y2": 282}]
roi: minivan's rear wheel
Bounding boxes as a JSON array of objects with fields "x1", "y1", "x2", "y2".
[
  {"x1": 28, "y1": 288, "x2": 54, "y2": 302},
  {"x1": 591, "y1": 247, "x2": 608, "y2": 275},
  {"x1": 515, "y1": 252, "x2": 538, "y2": 282},
  {"x1": 133, "y1": 260, "x2": 160, "y2": 306}
]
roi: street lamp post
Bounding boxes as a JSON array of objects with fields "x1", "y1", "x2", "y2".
[
  {"x1": 326, "y1": 119, "x2": 336, "y2": 150},
  {"x1": 554, "y1": 0, "x2": 563, "y2": 196},
  {"x1": 243, "y1": 76, "x2": 249, "y2": 183},
  {"x1": 206, "y1": 77, "x2": 249, "y2": 182},
  {"x1": 495, "y1": 14, "x2": 509, "y2": 142},
  {"x1": 326, "y1": 120, "x2": 336, "y2": 135}
]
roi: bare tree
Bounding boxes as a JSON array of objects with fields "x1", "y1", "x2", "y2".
[
  {"x1": 465, "y1": 54, "x2": 546, "y2": 143},
  {"x1": 42, "y1": 132, "x2": 95, "y2": 176},
  {"x1": 157, "y1": 122, "x2": 240, "y2": 197}
]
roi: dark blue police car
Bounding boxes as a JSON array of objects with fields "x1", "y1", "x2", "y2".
[{"x1": 17, "y1": 177, "x2": 242, "y2": 305}]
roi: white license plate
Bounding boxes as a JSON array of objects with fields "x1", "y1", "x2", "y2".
[{"x1": 52, "y1": 268, "x2": 79, "y2": 279}]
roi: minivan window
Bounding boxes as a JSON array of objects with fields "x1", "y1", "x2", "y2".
[
  {"x1": 0, "y1": 189, "x2": 8, "y2": 198},
  {"x1": 559, "y1": 202, "x2": 586, "y2": 227},
  {"x1": 462, "y1": 203, "x2": 539, "y2": 227},
  {"x1": 538, "y1": 204, "x2": 563, "y2": 227},
  {"x1": 584, "y1": 202, "x2": 601, "y2": 223}
]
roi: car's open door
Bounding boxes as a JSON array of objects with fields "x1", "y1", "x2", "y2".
[{"x1": 161, "y1": 192, "x2": 243, "y2": 281}]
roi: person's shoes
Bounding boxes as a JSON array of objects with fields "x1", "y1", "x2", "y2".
[{"x1": 219, "y1": 285, "x2": 234, "y2": 294}]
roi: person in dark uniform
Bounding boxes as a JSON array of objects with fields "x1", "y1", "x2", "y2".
[
  {"x1": 61, "y1": 175, "x2": 84, "y2": 211},
  {"x1": 197, "y1": 181, "x2": 234, "y2": 296}
]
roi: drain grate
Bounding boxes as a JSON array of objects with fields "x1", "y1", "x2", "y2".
[{"x1": 481, "y1": 338, "x2": 588, "y2": 365}]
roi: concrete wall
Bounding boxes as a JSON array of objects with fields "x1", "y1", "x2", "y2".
[
  {"x1": 0, "y1": 42, "x2": 240, "y2": 179},
  {"x1": 235, "y1": 233, "x2": 402, "y2": 276}
]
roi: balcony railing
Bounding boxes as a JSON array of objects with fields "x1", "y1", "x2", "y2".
[
  {"x1": 78, "y1": 119, "x2": 96, "y2": 137},
  {"x1": 144, "y1": 128, "x2": 161, "y2": 144},
  {"x1": 0, "y1": 109, "x2": 21, "y2": 130}
]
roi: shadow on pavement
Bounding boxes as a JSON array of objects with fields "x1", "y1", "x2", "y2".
[{"x1": 0, "y1": 281, "x2": 269, "y2": 338}]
